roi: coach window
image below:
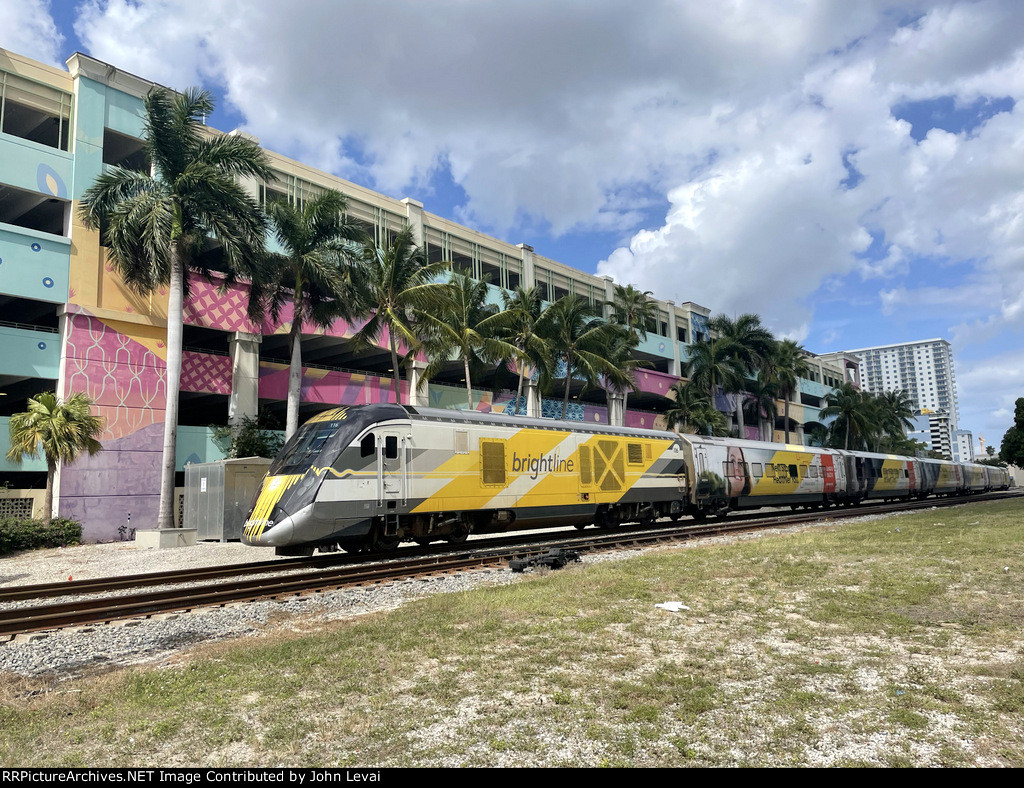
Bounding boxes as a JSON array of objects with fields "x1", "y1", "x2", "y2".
[
  {"x1": 789, "y1": 464, "x2": 799, "y2": 478},
  {"x1": 360, "y1": 433, "x2": 375, "y2": 458},
  {"x1": 765, "y1": 465, "x2": 775, "y2": 478},
  {"x1": 752, "y1": 463, "x2": 762, "y2": 477},
  {"x1": 800, "y1": 465, "x2": 808, "y2": 477}
]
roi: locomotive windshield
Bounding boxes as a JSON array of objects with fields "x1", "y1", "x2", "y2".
[
  {"x1": 269, "y1": 419, "x2": 352, "y2": 475},
  {"x1": 267, "y1": 404, "x2": 410, "y2": 476}
]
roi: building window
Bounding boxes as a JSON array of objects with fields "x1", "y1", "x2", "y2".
[
  {"x1": 0, "y1": 181, "x2": 68, "y2": 236},
  {"x1": 102, "y1": 129, "x2": 148, "y2": 171},
  {"x1": 0, "y1": 71, "x2": 73, "y2": 151}
]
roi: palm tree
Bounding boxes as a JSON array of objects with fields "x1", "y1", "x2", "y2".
[
  {"x1": 611, "y1": 284, "x2": 659, "y2": 338},
  {"x1": 486, "y1": 285, "x2": 552, "y2": 412},
  {"x1": 264, "y1": 190, "x2": 368, "y2": 438},
  {"x1": 747, "y1": 376, "x2": 780, "y2": 441},
  {"x1": 79, "y1": 87, "x2": 271, "y2": 530},
  {"x1": 874, "y1": 389, "x2": 916, "y2": 449},
  {"x1": 7, "y1": 392, "x2": 104, "y2": 521},
  {"x1": 354, "y1": 228, "x2": 451, "y2": 405},
  {"x1": 709, "y1": 314, "x2": 775, "y2": 437},
  {"x1": 683, "y1": 338, "x2": 742, "y2": 430},
  {"x1": 770, "y1": 338, "x2": 811, "y2": 444},
  {"x1": 536, "y1": 295, "x2": 622, "y2": 420},
  {"x1": 665, "y1": 380, "x2": 713, "y2": 434},
  {"x1": 688, "y1": 401, "x2": 731, "y2": 437},
  {"x1": 417, "y1": 273, "x2": 519, "y2": 409},
  {"x1": 820, "y1": 382, "x2": 873, "y2": 450},
  {"x1": 601, "y1": 325, "x2": 648, "y2": 421},
  {"x1": 611, "y1": 284, "x2": 658, "y2": 415}
]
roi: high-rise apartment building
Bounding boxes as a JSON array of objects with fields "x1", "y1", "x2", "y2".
[
  {"x1": 953, "y1": 430, "x2": 975, "y2": 463},
  {"x1": 843, "y1": 339, "x2": 960, "y2": 428}
]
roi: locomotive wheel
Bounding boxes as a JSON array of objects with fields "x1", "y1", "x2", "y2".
[
  {"x1": 446, "y1": 522, "x2": 470, "y2": 544},
  {"x1": 369, "y1": 523, "x2": 401, "y2": 552}
]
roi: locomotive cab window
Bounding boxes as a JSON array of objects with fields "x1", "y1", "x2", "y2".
[{"x1": 360, "y1": 433, "x2": 375, "y2": 458}]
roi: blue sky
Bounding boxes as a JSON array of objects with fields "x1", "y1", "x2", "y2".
[{"x1": 5, "y1": 0, "x2": 1024, "y2": 450}]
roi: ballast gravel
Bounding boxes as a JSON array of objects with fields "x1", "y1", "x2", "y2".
[{"x1": 0, "y1": 512, "x2": 899, "y2": 678}]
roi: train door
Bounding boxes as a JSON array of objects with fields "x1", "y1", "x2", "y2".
[
  {"x1": 693, "y1": 444, "x2": 710, "y2": 502},
  {"x1": 376, "y1": 429, "x2": 408, "y2": 528}
]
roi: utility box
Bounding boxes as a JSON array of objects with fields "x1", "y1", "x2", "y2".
[{"x1": 184, "y1": 457, "x2": 272, "y2": 541}]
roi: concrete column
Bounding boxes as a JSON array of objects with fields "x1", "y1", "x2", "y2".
[
  {"x1": 52, "y1": 307, "x2": 74, "y2": 515},
  {"x1": 608, "y1": 392, "x2": 625, "y2": 427},
  {"x1": 665, "y1": 300, "x2": 681, "y2": 377},
  {"x1": 228, "y1": 332, "x2": 262, "y2": 425},
  {"x1": 517, "y1": 243, "x2": 535, "y2": 288},
  {"x1": 406, "y1": 358, "x2": 429, "y2": 407},
  {"x1": 228, "y1": 130, "x2": 262, "y2": 202},
  {"x1": 601, "y1": 275, "x2": 615, "y2": 319},
  {"x1": 402, "y1": 197, "x2": 425, "y2": 247},
  {"x1": 526, "y1": 378, "x2": 541, "y2": 418}
]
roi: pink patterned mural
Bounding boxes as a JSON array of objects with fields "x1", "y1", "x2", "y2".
[
  {"x1": 63, "y1": 311, "x2": 167, "y2": 441},
  {"x1": 183, "y1": 276, "x2": 260, "y2": 334},
  {"x1": 183, "y1": 272, "x2": 417, "y2": 356},
  {"x1": 258, "y1": 362, "x2": 409, "y2": 405},
  {"x1": 181, "y1": 351, "x2": 232, "y2": 395}
]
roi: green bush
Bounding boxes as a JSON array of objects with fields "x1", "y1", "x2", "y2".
[{"x1": 0, "y1": 517, "x2": 82, "y2": 556}]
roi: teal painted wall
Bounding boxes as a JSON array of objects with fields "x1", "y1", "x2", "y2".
[
  {"x1": 0, "y1": 416, "x2": 48, "y2": 472},
  {"x1": 175, "y1": 426, "x2": 228, "y2": 469},
  {"x1": 71, "y1": 77, "x2": 106, "y2": 202},
  {"x1": 0, "y1": 224, "x2": 70, "y2": 303},
  {"x1": 0, "y1": 324, "x2": 60, "y2": 378},
  {"x1": 0, "y1": 134, "x2": 73, "y2": 197}
]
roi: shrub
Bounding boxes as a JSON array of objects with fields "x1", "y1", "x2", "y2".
[{"x1": 0, "y1": 517, "x2": 82, "y2": 556}]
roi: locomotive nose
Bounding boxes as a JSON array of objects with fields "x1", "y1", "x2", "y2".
[{"x1": 242, "y1": 515, "x2": 295, "y2": 546}]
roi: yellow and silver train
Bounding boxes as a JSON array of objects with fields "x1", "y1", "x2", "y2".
[{"x1": 242, "y1": 404, "x2": 1010, "y2": 555}]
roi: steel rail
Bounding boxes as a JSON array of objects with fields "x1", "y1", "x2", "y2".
[{"x1": 1, "y1": 490, "x2": 1017, "y2": 637}]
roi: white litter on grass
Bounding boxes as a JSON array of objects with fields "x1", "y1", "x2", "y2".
[{"x1": 655, "y1": 601, "x2": 690, "y2": 613}]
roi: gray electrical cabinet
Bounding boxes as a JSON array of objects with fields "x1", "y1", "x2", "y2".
[{"x1": 184, "y1": 457, "x2": 272, "y2": 541}]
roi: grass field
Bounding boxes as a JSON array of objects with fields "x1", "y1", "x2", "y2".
[{"x1": 2, "y1": 498, "x2": 1023, "y2": 767}]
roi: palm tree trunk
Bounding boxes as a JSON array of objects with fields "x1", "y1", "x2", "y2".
[
  {"x1": 44, "y1": 458, "x2": 56, "y2": 521},
  {"x1": 286, "y1": 315, "x2": 303, "y2": 440},
  {"x1": 735, "y1": 392, "x2": 745, "y2": 438},
  {"x1": 389, "y1": 333, "x2": 402, "y2": 405},
  {"x1": 784, "y1": 397, "x2": 791, "y2": 444},
  {"x1": 464, "y1": 357, "x2": 473, "y2": 410},
  {"x1": 157, "y1": 243, "x2": 185, "y2": 530}
]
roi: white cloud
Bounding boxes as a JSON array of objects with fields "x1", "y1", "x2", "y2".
[
  {"x1": 0, "y1": 0, "x2": 63, "y2": 67},
  {"x1": 63, "y1": 0, "x2": 1024, "y2": 433}
]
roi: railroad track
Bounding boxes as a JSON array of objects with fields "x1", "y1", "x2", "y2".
[{"x1": 1, "y1": 490, "x2": 1019, "y2": 638}]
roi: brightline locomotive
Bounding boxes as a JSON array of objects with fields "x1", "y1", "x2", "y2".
[{"x1": 242, "y1": 404, "x2": 1010, "y2": 556}]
